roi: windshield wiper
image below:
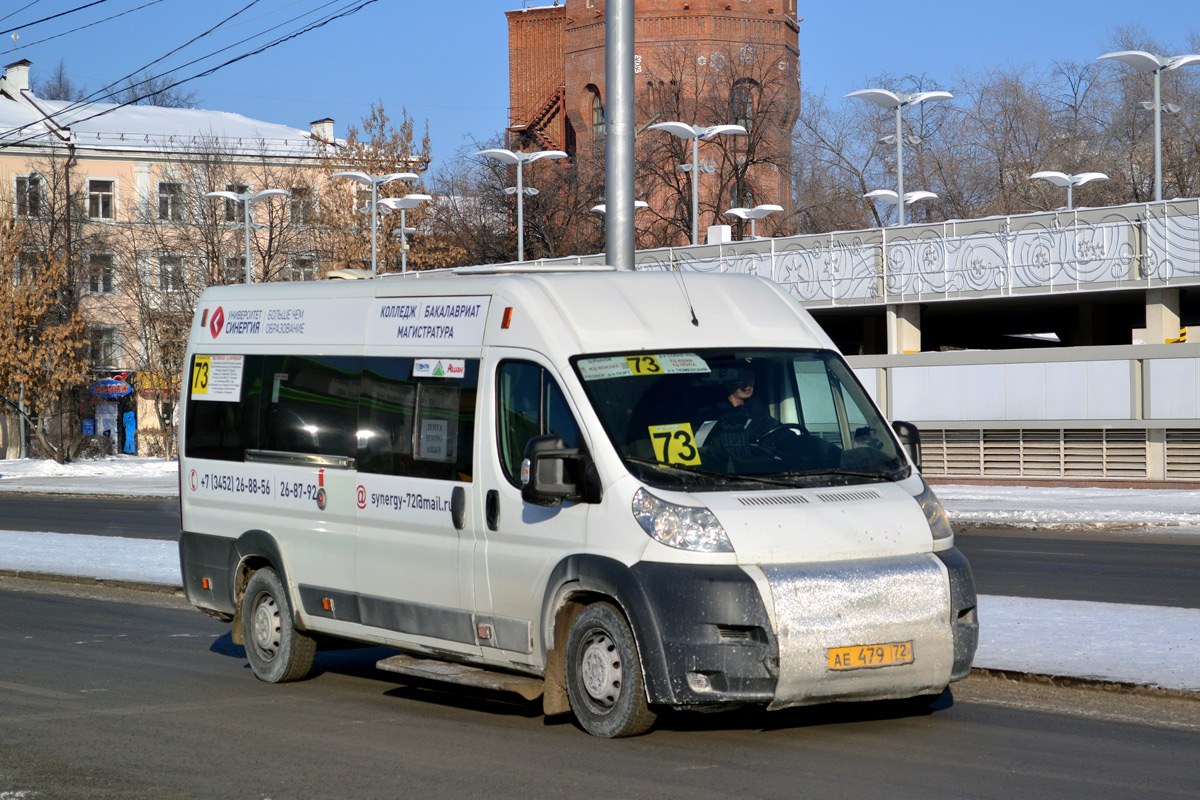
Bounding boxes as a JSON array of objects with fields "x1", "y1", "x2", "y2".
[
  {"x1": 756, "y1": 467, "x2": 901, "y2": 484},
  {"x1": 623, "y1": 456, "x2": 800, "y2": 488}
]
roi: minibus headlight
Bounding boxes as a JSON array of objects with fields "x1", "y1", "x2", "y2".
[
  {"x1": 914, "y1": 480, "x2": 954, "y2": 541},
  {"x1": 632, "y1": 488, "x2": 732, "y2": 553}
]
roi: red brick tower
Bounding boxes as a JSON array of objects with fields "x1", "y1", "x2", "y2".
[{"x1": 507, "y1": 1, "x2": 801, "y2": 243}]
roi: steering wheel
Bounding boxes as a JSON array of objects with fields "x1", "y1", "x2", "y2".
[{"x1": 753, "y1": 423, "x2": 809, "y2": 446}]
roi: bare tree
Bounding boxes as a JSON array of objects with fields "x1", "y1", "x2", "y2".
[
  {"x1": 33, "y1": 59, "x2": 87, "y2": 101},
  {"x1": 106, "y1": 70, "x2": 199, "y2": 109}
]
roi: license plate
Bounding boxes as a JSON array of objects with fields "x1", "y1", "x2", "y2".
[{"x1": 827, "y1": 641, "x2": 914, "y2": 671}]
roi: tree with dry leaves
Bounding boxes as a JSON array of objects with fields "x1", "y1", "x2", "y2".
[{"x1": 0, "y1": 219, "x2": 88, "y2": 462}]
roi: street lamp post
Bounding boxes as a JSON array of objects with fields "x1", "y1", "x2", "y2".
[
  {"x1": 378, "y1": 194, "x2": 432, "y2": 273},
  {"x1": 1029, "y1": 171, "x2": 1109, "y2": 210},
  {"x1": 1098, "y1": 51, "x2": 1200, "y2": 202},
  {"x1": 647, "y1": 122, "x2": 747, "y2": 245},
  {"x1": 846, "y1": 89, "x2": 952, "y2": 227},
  {"x1": 863, "y1": 189, "x2": 938, "y2": 226},
  {"x1": 204, "y1": 188, "x2": 289, "y2": 283},
  {"x1": 330, "y1": 171, "x2": 419, "y2": 275},
  {"x1": 475, "y1": 148, "x2": 568, "y2": 261},
  {"x1": 723, "y1": 203, "x2": 783, "y2": 239}
]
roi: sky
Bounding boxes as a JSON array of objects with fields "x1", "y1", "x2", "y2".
[
  {"x1": 3, "y1": 1, "x2": 1199, "y2": 171},
  {"x1": 2, "y1": 456, "x2": 1200, "y2": 691}
]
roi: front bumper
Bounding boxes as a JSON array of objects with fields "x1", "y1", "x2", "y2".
[
  {"x1": 626, "y1": 548, "x2": 977, "y2": 709},
  {"x1": 763, "y1": 550, "x2": 976, "y2": 709}
]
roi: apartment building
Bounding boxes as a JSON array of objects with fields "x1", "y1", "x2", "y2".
[{"x1": 0, "y1": 59, "x2": 339, "y2": 458}]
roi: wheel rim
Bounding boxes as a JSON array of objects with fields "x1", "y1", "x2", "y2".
[
  {"x1": 579, "y1": 629, "x2": 622, "y2": 710},
  {"x1": 250, "y1": 591, "x2": 280, "y2": 662}
]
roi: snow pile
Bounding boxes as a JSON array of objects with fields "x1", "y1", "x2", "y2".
[{"x1": 935, "y1": 484, "x2": 1200, "y2": 530}]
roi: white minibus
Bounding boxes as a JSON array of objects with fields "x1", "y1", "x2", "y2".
[{"x1": 178, "y1": 266, "x2": 977, "y2": 737}]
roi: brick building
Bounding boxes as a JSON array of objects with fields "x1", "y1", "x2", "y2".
[{"x1": 506, "y1": 0, "x2": 801, "y2": 244}]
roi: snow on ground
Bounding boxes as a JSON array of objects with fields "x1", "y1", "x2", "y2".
[
  {"x1": 0, "y1": 457, "x2": 178, "y2": 497},
  {"x1": 1, "y1": 457, "x2": 1198, "y2": 692}
]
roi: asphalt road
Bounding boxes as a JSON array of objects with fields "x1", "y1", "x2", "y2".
[
  {"x1": 1, "y1": 579, "x2": 1197, "y2": 800},
  {"x1": 3, "y1": 495, "x2": 1199, "y2": 608}
]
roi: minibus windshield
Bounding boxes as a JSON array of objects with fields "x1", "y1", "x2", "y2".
[{"x1": 573, "y1": 349, "x2": 909, "y2": 491}]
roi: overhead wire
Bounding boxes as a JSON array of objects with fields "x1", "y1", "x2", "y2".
[
  {"x1": 0, "y1": 0, "x2": 112, "y2": 37},
  {"x1": 18, "y1": 0, "x2": 167, "y2": 49},
  {"x1": 0, "y1": 1, "x2": 47, "y2": 27},
  {"x1": 0, "y1": 0, "x2": 380, "y2": 148}
]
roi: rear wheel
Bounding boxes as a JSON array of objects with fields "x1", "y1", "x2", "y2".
[
  {"x1": 242, "y1": 567, "x2": 316, "y2": 683},
  {"x1": 565, "y1": 602, "x2": 656, "y2": 738}
]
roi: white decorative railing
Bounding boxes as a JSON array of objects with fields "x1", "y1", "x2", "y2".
[{"x1": 541, "y1": 199, "x2": 1200, "y2": 307}]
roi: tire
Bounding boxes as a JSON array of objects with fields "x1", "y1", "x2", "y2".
[
  {"x1": 241, "y1": 567, "x2": 316, "y2": 683},
  {"x1": 565, "y1": 602, "x2": 656, "y2": 738}
]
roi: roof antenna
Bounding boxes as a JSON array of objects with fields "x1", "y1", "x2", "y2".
[{"x1": 671, "y1": 262, "x2": 700, "y2": 326}]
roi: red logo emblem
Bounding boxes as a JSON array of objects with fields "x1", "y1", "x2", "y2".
[
  {"x1": 210, "y1": 306, "x2": 224, "y2": 338},
  {"x1": 189, "y1": 469, "x2": 197, "y2": 492},
  {"x1": 356, "y1": 485, "x2": 366, "y2": 509}
]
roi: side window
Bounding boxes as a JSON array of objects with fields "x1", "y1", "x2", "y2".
[
  {"x1": 793, "y1": 359, "x2": 841, "y2": 440},
  {"x1": 260, "y1": 355, "x2": 361, "y2": 457},
  {"x1": 497, "y1": 361, "x2": 581, "y2": 485},
  {"x1": 185, "y1": 354, "x2": 265, "y2": 461},
  {"x1": 358, "y1": 357, "x2": 479, "y2": 482}
]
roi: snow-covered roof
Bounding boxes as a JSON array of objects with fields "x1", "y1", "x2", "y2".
[{"x1": 0, "y1": 91, "x2": 336, "y2": 158}]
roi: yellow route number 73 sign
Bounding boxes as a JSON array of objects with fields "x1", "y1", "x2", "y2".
[{"x1": 648, "y1": 423, "x2": 702, "y2": 466}]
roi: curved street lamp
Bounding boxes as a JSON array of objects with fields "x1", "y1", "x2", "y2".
[
  {"x1": 647, "y1": 122, "x2": 747, "y2": 245},
  {"x1": 724, "y1": 203, "x2": 783, "y2": 239},
  {"x1": 863, "y1": 189, "x2": 938, "y2": 227},
  {"x1": 378, "y1": 194, "x2": 433, "y2": 273},
  {"x1": 1098, "y1": 50, "x2": 1200, "y2": 202},
  {"x1": 1029, "y1": 171, "x2": 1108, "y2": 210},
  {"x1": 203, "y1": 188, "x2": 289, "y2": 283},
  {"x1": 330, "y1": 171, "x2": 419, "y2": 275},
  {"x1": 590, "y1": 200, "x2": 648, "y2": 214},
  {"x1": 846, "y1": 88, "x2": 952, "y2": 226},
  {"x1": 475, "y1": 148, "x2": 568, "y2": 261}
]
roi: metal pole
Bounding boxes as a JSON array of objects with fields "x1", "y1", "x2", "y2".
[
  {"x1": 401, "y1": 208, "x2": 408, "y2": 273},
  {"x1": 690, "y1": 136, "x2": 700, "y2": 245},
  {"x1": 243, "y1": 199, "x2": 252, "y2": 283},
  {"x1": 1067, "y1": 183, "x2": 1074, "y2": 211},
  {"x1": 516, "y1": 157, "x2": 525, "y2": 262},
  {"x1": 1153, "y1": 68, "x2": 1163, "y2": 202},
  {"x1": 895, "y1": 105, "x2": 906, "y2": 227},
  {"x1": 605, "y1": 0, "x2": 636, "y2": 270},
  {"x1": 370, "y1": 180, "x2": 379, "y2": 275}
]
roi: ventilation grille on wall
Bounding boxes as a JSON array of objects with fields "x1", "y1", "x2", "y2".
[
  {"x1": 1166, "y1": 430, "x2": 1200, "y2": 479},
  {"x1": 919, "y1": 429, "x2": 1153, "y2": 479}
]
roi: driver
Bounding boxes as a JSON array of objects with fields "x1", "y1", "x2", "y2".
[{"x1": 697, "y1": 367, "x2": 775, "y2": 449}]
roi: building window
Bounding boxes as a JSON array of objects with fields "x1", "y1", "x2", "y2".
[
  {"x1": 158, "y1": 181, "x2": 185, "y2": 221},
  {"x1": 89, "y1": 253, "x2": 115, "y2": 294},
  {"x1": 290, "y1": 256, "x2": 316, "y2": 282},
  {"x1": 290, "y1": 185, "x2": 314, "y2": 224},
  {"x1": 732, "y1": 179, "x2": 754, "y2": 210},
  {"x1": 732, "y1": 80, "x2": 756, "y2": 134},
  {"x1": 223, "y1": 183, "x2": 249, "y2": 222},
  {"x1": 14, "y1": 249, "x2": 39, "y2": 286},
  {"x1": 88, "y1": 180, "x2": 115, "y2": 220},
  {"x1": 89, "y1": 327, "x2": 118, "y2": 369},
  {"x1": 221, "y1": 255, "x2": 244, "y2": 284},
  {"x1": 589, "y1": 87, "x2": 605, "y2": 140},
  {"x1": 159, "y1": 255, "x2": 186, "y2": 292},
  {"x1": 16, "y1": 175, "x2": 41, "y2": 217}
]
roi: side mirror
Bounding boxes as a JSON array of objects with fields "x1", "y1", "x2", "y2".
[
  {"x1": 891, "y1": 420, "x2": 922, "y2": 470},
  {"x1": 520, "y1": 434, "x2": 602, "y2": 507}
]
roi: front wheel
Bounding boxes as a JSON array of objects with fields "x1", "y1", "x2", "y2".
[
  {"x1": 565, "y1": 602, "x2": 656, "y2": 738},
  {"x1": 241, "y1": 567, "x2": 316, "y2": 683}
]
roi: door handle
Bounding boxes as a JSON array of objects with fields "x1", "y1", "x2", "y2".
[
  {"x1": 486, "y1": 489, "x2": 500, "y2": 531},
  {"x1": 451, "y1": 485, "x2": 466, "y2": 530}
]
